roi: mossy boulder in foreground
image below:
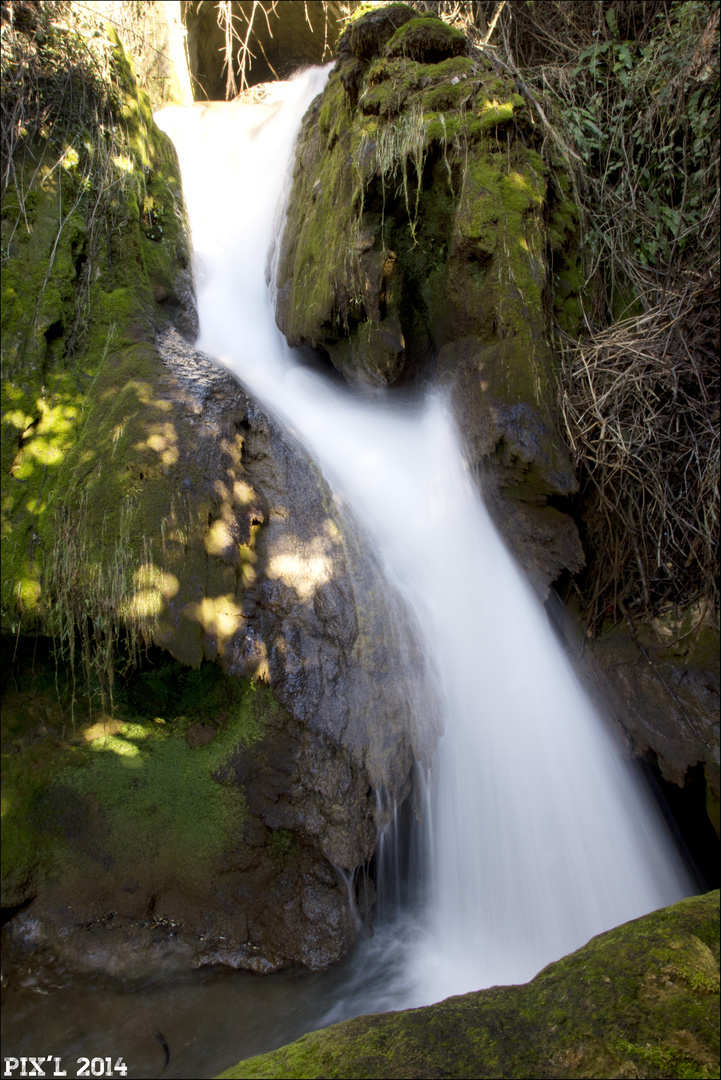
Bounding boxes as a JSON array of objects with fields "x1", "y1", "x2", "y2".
[{"x1": 218, "y1": 889, "x2": 720, "y2": 1079}]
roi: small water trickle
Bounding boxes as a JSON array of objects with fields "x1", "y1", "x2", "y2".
[
  {"x1": 155, "y1": 65, "x2": 693, "y2": 1015},
  {"x1": 371, "y1": 764, "x2": 433, "y2": 928},
  {"x1": 373, "y1": 787, "x2": 403, "y2": 922},
  {"x1": 334, "y1": 866, "x2": 363, "y2": 936}
]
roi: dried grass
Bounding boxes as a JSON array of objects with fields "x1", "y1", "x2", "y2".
[
  {"x1": 538, "y1": 3, "x2": 719, "y2": 626},
  {"x1": 0, "y1": 1, "x2": 121, "y2": 186},
  {"x1": 359, "y1": 101, "x2": 429, "y2": 241},
  {"x1": 559, "y1": 283, "x2": 719, "y2": 630}
]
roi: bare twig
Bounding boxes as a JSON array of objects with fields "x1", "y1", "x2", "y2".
[{"x1": 481, "y1": 0, "x2": 506, "y2": 45}]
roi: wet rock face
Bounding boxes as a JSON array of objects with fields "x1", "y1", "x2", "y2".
[
  {"x1": 1, "y1": 21, "x2": 434, "y2": 973},
  {"x1": 570, "y1": 609, "x2": 721, "y2": 833},
  {"x1": 155, "y1": 328, "x2": 437, "y2": 795},
  {"x1": 4, "y1": 833, "x2": 356, "y2": 978},
  {"x1": 1, "y1": 323, "x2": 436, "y2": 977},
  {"x1": 0, "y1": 637, "x2": 363, "y2": 975},
  {"x1": 275, "y1": 3, "x2": 584, "y2": 591},
  {"x1": 226, "y1": 377, "x2": 437, "y2": 796}
]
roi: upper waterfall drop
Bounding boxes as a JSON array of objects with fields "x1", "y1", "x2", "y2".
[{"x1": 156, "y1": 67, "x2": 692, "y2": 1006}]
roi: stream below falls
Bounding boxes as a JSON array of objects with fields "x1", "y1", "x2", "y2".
[{"x1": 1, "y1": 67, "x2": 695, "y2": 1079}]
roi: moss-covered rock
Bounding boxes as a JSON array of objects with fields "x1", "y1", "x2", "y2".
[
  {"x1": 1, "y1": 331, "x2": 432, "y2": 970},
  {"x1": 1, "y1": 25, "x2": 196, "y2": 642},
  {"x1": 2, "y1": 653, "x2": 260, "y2": 910},
  {"x1": 1, "y1": 639, "x2": 360, "y2": 974},
  {"x1": 342, "y1": 3, "x2": 417, "y2": 63},
  {"x1": 275, "y1": 2, "x2": 584, "y2": 589},
  {"x1": 217, "y1": 890, "x2": 721, "y2": 1079},
  {"x1": 384, "y1": 15, "x2": 468, "y2": 64}
]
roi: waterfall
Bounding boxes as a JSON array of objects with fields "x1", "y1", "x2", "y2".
[{"x1": 156, "y1": 68, "x2": 691, "y2": 1010}]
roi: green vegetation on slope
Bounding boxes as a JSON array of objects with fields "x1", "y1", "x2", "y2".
[
  {"x1": 1, "y1": 2, "x2": 192, "y2": 673},
  {"x1": 1, "y1": 644, "x2": 277, "y2": 910}
]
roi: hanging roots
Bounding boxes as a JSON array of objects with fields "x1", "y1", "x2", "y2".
[{"x1": 45, "y1": 491, "x2": 159, "y2": 724}]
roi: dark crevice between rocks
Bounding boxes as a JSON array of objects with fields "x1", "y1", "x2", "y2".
[
  {"x1": 72, "y1": 234, "x2": 88, "y2": 280},
  {"x1": 13, "y1": 413, "x2": 41, "y2": 458},
  {"x1": 544, "y1": 492, "x2": 578, "y2": 517},
  {"x1": 542, "y1": 592, "x2": 720, "y2": 888},
  {"x1": 293, "y1": 343, "x2": 348, "y2": 386},
  {"x1": 1, "y1": 895, "x2": 35, "y2": 929},
  {"x1": 43, "y1": 318, "x2": 65, "y2": 365},
  {"x1": 368, "y1": 768, "x2": 426, "y2": 919},
  {"x1": 637, "y1": 758, "x2": 721, "y2": 892},
  {"x1": 74, "y1": 251, "x2": 88, "y2": 280}
]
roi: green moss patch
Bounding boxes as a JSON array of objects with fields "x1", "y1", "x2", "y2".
[
  {"x1": 341, "y1": 3, "x2": 416, "y2": 62},
  {"x1": 217, "y1": 890, "x2": 720, "y2": 1079},
  {"x1": 51, "y1": 698, "x2": 252, "y2": 890},
  {"x1": 1, "y1": 23, "x2": 192, "y2": 655},
  {"x1": 1, "y1": 647, "x2": 277, "y2": 910},
  {"x1": 384, "y1": 16, "x2": 467, "y2": 63}
]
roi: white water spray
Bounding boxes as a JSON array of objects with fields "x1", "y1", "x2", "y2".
[{"x1": 156, "y1": 69, "x2": 691, "y2": 1008}]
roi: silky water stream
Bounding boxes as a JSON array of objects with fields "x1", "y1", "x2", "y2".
[{"x1": 2, "y1": 68, "x2": 693, "y2": 1079}]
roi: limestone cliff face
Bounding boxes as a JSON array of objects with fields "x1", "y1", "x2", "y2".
[{"x1": 274, "y1": 3, "x2": 584, "y2": 591}]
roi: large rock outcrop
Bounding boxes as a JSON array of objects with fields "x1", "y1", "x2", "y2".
[
  {"x1": 218, "y1": 889, "x2": 721, "y2": 1079},
  {"x1": 1, "y1": 330, "x2": 434, "y2": 974},
  {"x1": 274, "y1": 3, "x2": 584, "y2": 590},
  {"x1": 1, "y1": 14, "x2": 433, "y2": 975}
]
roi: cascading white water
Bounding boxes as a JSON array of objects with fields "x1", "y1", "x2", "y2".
[{"x1": 156, "y1": 68, "x2": 692, "y2": 1010}]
